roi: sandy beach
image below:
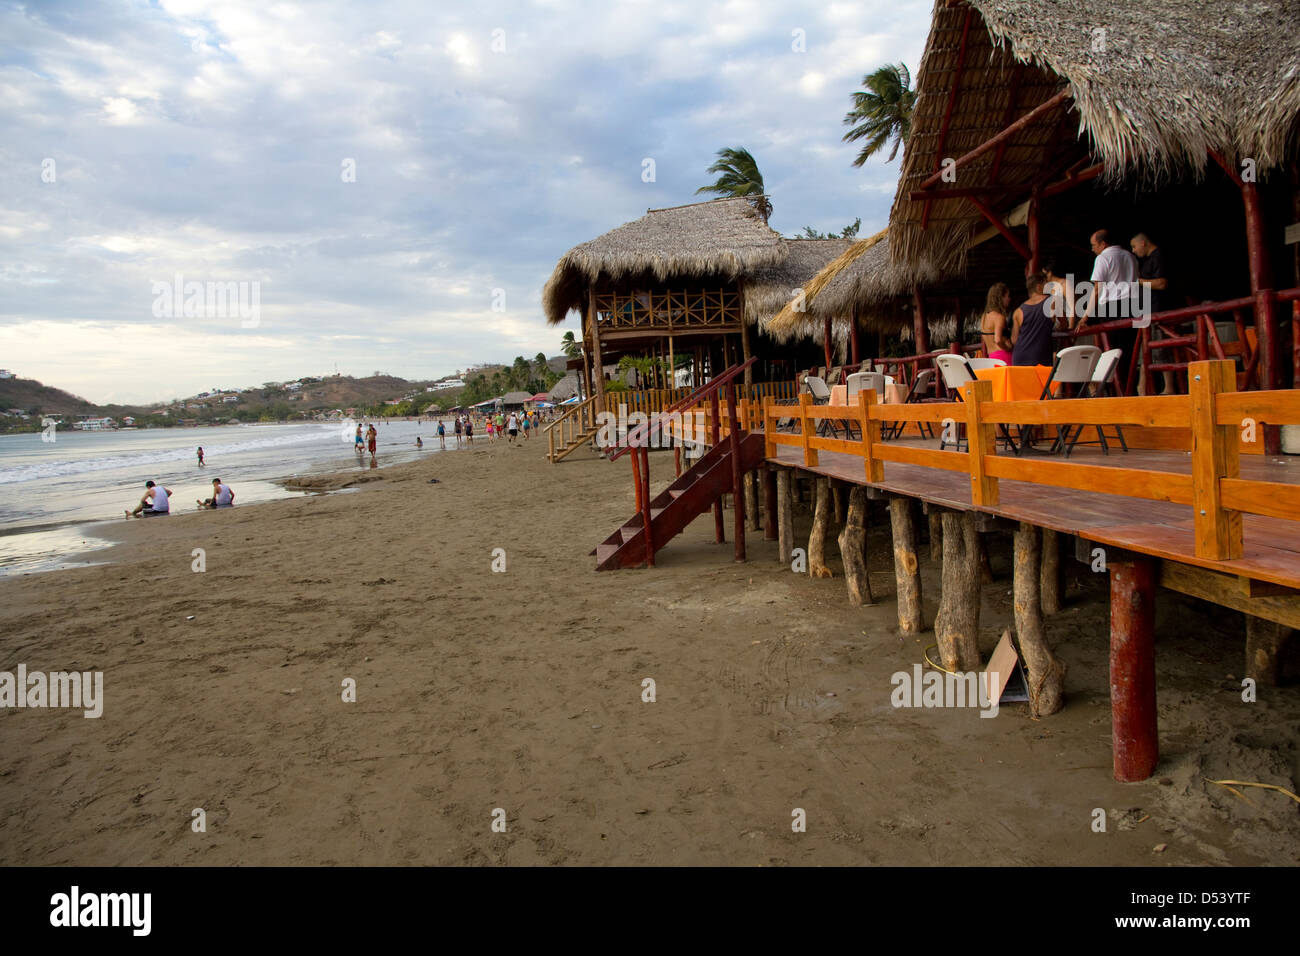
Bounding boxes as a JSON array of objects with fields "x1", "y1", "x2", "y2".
[{"x1": 0, "y1": 436, "x2": 1297, "y2": 866}]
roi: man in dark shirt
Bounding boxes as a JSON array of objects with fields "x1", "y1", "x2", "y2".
[{"x1": 1131, "y1": 232, "x2": 1175, "y2": 393}]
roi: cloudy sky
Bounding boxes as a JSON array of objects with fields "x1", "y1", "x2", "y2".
[{"x1": 1, "y1": 0, "x2": 931, "y2": 405}]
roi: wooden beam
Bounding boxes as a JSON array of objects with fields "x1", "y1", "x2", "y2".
[
  {"x1": 966, "y1": 195, "x2": 1033, "y2": 261},
  {"x1": 909, "y1": 185, "x2": 1023, "y2": 202},
  {"x1": 889, "y1": 497, "x2": 924, "y2": 634},
  {"x1": 919, "y1": 88, "x2": 1071, "y2": 191},
  {"x1": 1159, "y1": 561, "x2": 1300, "y2": 631},
  {"x1": 588, "y1": 287, "x2": 607, "y2": 416},
  {"x1": 1041, "y1": 162, "x2": 1103, "y2": 199}
]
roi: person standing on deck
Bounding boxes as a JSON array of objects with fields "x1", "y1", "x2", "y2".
[
  {"x1": 979, "y1": 283, "x2": 1014, "y2": 364},
  {"x1": 1078, "y1": 229, "x2": 1140, "y2": 386},
  {"x1": 1010, "y1": 271, "x2": 1057, "y2": 368},
  {"x1": 1131, "y1": 232, "x2": 1177, "y2": 394}
]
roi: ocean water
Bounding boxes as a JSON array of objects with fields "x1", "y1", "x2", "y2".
[{"x1": 0, "y1": 419, "x2": 453, "y2": 575}]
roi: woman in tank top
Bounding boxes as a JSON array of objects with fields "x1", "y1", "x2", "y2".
[
  {"x1": 1011, "y1": 271, "x2": 1057, "y2": 368},
  {"x1": 979, "y1": 282, "x2": 1014, "y2": 364}
]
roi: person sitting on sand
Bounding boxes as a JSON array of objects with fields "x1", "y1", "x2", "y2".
[
  {"x1": 127, "y1": 480, "x2": 172, "y2": 518},
  {"x1": 198, "y1": 478, "x2": 235, "y2": 509}
]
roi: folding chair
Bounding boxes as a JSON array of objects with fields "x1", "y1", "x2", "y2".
[
  {"x1": 1037, "y1": 345, "x2": 1100, "y2": 453},
  {"x1": 882, "y1": 368, "x2": 935, "y2": 441},
  {"x1": 1064, "y1": 348, "x2": 1128, "y2": 456},
  {"x1": 936, "y1": 354, "x2": 1019, "y2": 454},
  {"x1": 967, "y1": 357, "x2": 1005, "y2": 370},
  {"x1": 844, "y1": 371, "x2": 885, "y2": 439},
  {"x1": 804, "y1": 375, "x2": 842, "y2": 439}
]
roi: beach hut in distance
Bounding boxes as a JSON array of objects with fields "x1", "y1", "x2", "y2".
[
  {"x1": 542, "y1": 197, "x2": 845, "y2": 460},
  {"x1": 879, "y1": 0, "x2": 1300, "y2": 414}
]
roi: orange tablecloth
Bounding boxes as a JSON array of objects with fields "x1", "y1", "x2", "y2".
[
  {"x1": 974, "y1": 364, "x2": 1055, "y2": 402},
  {"x1": 829, "y1": 381, "x2": 904, "y2": 406}
]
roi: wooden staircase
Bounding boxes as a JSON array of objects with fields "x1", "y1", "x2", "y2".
[
  {"x1": 544, "y1": 396, "x2": 602, "y2": 462},
  {"x1": 593, "y1": 433, "x2": 765, "y2": 570}
]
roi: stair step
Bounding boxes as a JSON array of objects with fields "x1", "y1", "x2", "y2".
[{"x1": 669, "y1": 489, "x2": 685, "y2": 499}]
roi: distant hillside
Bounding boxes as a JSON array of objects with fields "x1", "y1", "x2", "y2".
[{"x1": 0, "y1": 377, "x2": 106, "y2": 416}]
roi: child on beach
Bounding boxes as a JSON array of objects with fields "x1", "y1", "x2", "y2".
[
  {"x1": 436, "y1": 420, "x2": 446, "y2": 449},
  {"x1": 197, "y1": 446, "x2": 205, "y2": 467},
  {"x1": 522, "y1": 414, "x2": 531, "y2": 440},
  {"x1": 127, "y1": 480, "x2": 172, "y2": 518},
  {"x1": 416, "y1": 436, "x2": 423, "y2": 449}
]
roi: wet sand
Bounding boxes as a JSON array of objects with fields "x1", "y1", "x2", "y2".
[{"x1": 0, "y1": 434, "x2": 1297, "y2": 865}]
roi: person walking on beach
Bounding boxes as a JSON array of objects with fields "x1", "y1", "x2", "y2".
[
  {"x1": 521, "y1": 413, "x2": 531, "y2": 440},
  {"x1": 354, "y1": 425, "x2": 365, "y2": 461},
  {"x1": 196, "y1": 446, "x2": 205, "y2": 467},
  {"x1": 436, "y1": 419, "x2": 446, "y2": 449},
  {"x1": 465, "y1": 416, "x2": 474, "y2": 444},
  {"x1": 198, "y1": 477, "x2": 235, "y2": 509},
  {"x1": 506, "y1": 411, "x2": 519, "y2": 444},
  {"x1": 367, "y1": 424, "x2": 378, "y2": 467},
  {"x1": 127, "y1": 480, "x2": 172, "y2": 518},
  {"x1": 453, "y1": 416, "x2": 462, "y2": 447}
]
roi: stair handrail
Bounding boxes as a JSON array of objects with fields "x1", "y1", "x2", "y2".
[
  {"x1": 541, "y1": 394, "x2": 596, "y2": 435},
  {"x1": 606, "y1": 357, "x2": 757, "y2": 461}
]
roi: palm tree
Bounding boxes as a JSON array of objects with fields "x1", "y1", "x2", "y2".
[
  {"x1": 696, "y1": 147, "x2": 772, "y2": 222},
  {"x1": 561, "y1": 331, "x2": 580, "y2": 358},
  {"x1": 842, "y1": 63, "x2": 916, "y2": 166}
]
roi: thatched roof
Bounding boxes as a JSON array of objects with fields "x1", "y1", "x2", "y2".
[
  {"x1": 890, "y1": 0, "x2": 1300, "y2": 272},
  {"x1": 542, "y1": 197, "x2": 785, "y2": 325},
  {"x1": 765, "y1": 230, "x2": 928, "y2": 342},
  {"x1": 743, "y1": 238, "x2": 853, "y2": 329}
]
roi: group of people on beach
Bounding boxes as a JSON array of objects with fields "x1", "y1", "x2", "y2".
[
  {"x1": 977, "y1": 228, "x2": 1171, "y2": 390},
  {"x1": 354, "y1": 423, "x2": 378, "y2": 467},
  {"x1": 420, "y1": 409, "x2": 546, "y2": 449},
  {"x1": 127, "y1": 477, "x2": 233, "y2": 517}
]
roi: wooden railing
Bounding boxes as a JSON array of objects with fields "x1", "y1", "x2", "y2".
[
  {"x1": 543, "y1": 395, "x2": 600, "y2": 462},
  {"x1": 753, "y1": 360, "x2": 1300, "y2": 563}
]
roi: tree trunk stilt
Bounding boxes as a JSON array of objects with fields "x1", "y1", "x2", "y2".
[
  {"x1": 763, "y1": 467, "x2": 778, "y2": 541},
  {"x1": 889, "y1": 497, "x2": 923, "y2": 634},
  {"x1": 1245, "y1": 616, "x2": 1291, "y2": 687},
  {"x1": 832, "y1": 484, "x2": 846, "y2": 525},
  {"x1": 744, "y1": 470, "x2": 761, "y2": 532},
  {"x1": 809, "y1": 477, "x2": 834, "y2": 578},
  {"x1": 1014, "y1": 522, "x2": 1066, "y2": 716},
  {"x1": 935, "y1": 510, "x2": 982, "y2": 672},
  {"x1": 1041, "y1": 529, "x2": 1062, "y2": 615},
  {"x1": 838, "y1": 486, "x2": 873, "y2": 605},
  {"x1": 776, "y1": 470, "x2": 793, "y2": 566},
  {"x1": 978, "y1": 536, "x2": 995, "y2": 584},
  {"x1": 928, "y1": 509, "x2": 943, "y2": 563}
]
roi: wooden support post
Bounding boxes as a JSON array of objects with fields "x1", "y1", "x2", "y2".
[
  {"x1": 1040, "y1": 528, "x2": 1062, "y2": 615},
  {"x1": 710, "y1": 387, "x2": 724, "y2": 543},
  {"x1": 850, "y1": 311, "x2": 861, "y2": 366},
  {"x1": 777, "y1": 469, "x2": 793, "y2": 564},
  {"x1": 740, "y1": 281, "x2": 753, "y2": 385},
  {"x1": 640, "y1": 446, "x2": 654, "y2": 567},
  {"x1": 889, "y1": 497, "x2": 924, "y2": 634},
  {"x1": 1027, "y1": 189, "x2": 1041, "y2": 274},
  {"x1": 762, "y1": 397, "x2": 776, "y2": 460},
  {"x1": 823, "y1": 317, "x2": 834, "y2": 373},
  {"x1": 839, "y1": 486, "x2": 874, "y2": 605},
  {"x1": 798, "y1": 393, "x2": 818, "y2": 466},
  {"x1": 726, "y1": 383, "x2": 745, "y2": 562},
  {"x1": 935, "y1": 510, "x2": 982, "y2": 672},
  {"x1": 1245, "y1": 616, "x2": 1291, "y2": 687},
  {"x1": 928, "y1": 510, "x2": 943, "y2": 562},
  {"x1": 588, "y1": 288, "x2": 607, "y2": 415},
  {"x1": 962, "y1": 379, "x2": 998, "y2": 506},
  {"x1": 745, "y1": 471, "x2": 761, "y2": 532},
  {"x1": 832, "y1": 483, "x2": 846, "y2": 524},
  {"x1": 912, "y1": 286, "x2": 930, "y2": 355},
  {"x1": 631, "y1": 449, "x2": 643, "y2": 514},
  {"x1": 674, "y1": 444, "x2": 682, "y2": 477},
  {"x1": 859, "y1": 389, "x2": 884, "y2": 483},
  {"x1": 1014, "y1": 523, "x2": 1066, "y2": 716},
  {"x1": 1189, "y1": 359, "x2": 1242, "y2": 560},
  {"x1": 1109, "y1": 555, "x2": 1159, "y2": 782},
  {"x1": 809, "y1": 477, "x2": 833, "y2": 578},
  {"x1": 763, "y1": 467, "x2": 778, "y2": 541}
]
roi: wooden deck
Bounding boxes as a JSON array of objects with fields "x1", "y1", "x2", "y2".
[{"x1": 770, "y1": 441, "x2": 1300, "y2": 592}]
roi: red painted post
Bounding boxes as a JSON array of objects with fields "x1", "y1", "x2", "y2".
[
  {"x1": 913, "y1": 287, "x2": 930, "y2": 355},
  {"x1": 823, "y1": 316, "x2": 834, "y2": 373},
  {"x1": 1109, "y1": 556, "x2": 1159, "y2": 782},
  {"x1": 1241, "y1": 181, "x2": 1277, "y2": 391},
  {"x1": 631, "y1": 448, "x2": 643, "y2": 514},
  {"x1": 850, "y1": 316, "x2": 860, "y2": 366},
  {"x1": 1027, "y1": 190, "x2": 1041, "y2": 274},
  {"x1": 641, "y1": 445, "x2": 654, "y2": 567},
  {"x1": 710, "y1": 388, "x2": 724, "y2": 543},
  {"x1": 726, "y1": 383, "x2": 745, "y2": 562}
]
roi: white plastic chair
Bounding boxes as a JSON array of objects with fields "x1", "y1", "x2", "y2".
[
  {"x1": 845, "y1": 371, "x2": 885, "y2": 439},
  {"x1": 1038, "y1": 345, "x2": 1101, "y2": 453},
  {"x1": 805, "y1": 375, "x2": 832, "y2": 404},
  {"x1": 935, "y1": 354, "x2": 1019, "y2": 453},
  {"x1": 1064, "y1": 348, "x2": 1128, "y2": 456},
  {"x1": 967, "y1": 357, "x2": 1002, "y2": 371}
]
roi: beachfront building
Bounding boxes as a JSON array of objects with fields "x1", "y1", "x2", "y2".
[
  {"x1": 883, "y1": 1, "x2": 1295, "y2": 401},
  {"x1": 541, "y1": 197, "x2": 849, "y2": 460}
]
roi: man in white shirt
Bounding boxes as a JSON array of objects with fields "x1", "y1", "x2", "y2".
[
  {"x1": 127, "y1": 480, "x2": 172, "y2": 517},
  {"x1": 506, "y1": 412, "x2": 519, "y2": 443},
  {"x1": 199, "y1": 478, "x2": 235, "y2": 509},
  {"x1": 1079, "y1": 229, "x2": 1140, "y2": 390}
]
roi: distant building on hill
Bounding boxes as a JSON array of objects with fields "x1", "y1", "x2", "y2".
[{"x1": 0, "y1": 370, "x2": 13, "y2": 379}]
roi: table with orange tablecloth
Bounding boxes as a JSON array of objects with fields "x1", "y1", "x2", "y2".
[{"x1": 973, "y1": 364, "x2": 1057, "y2": 401}]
